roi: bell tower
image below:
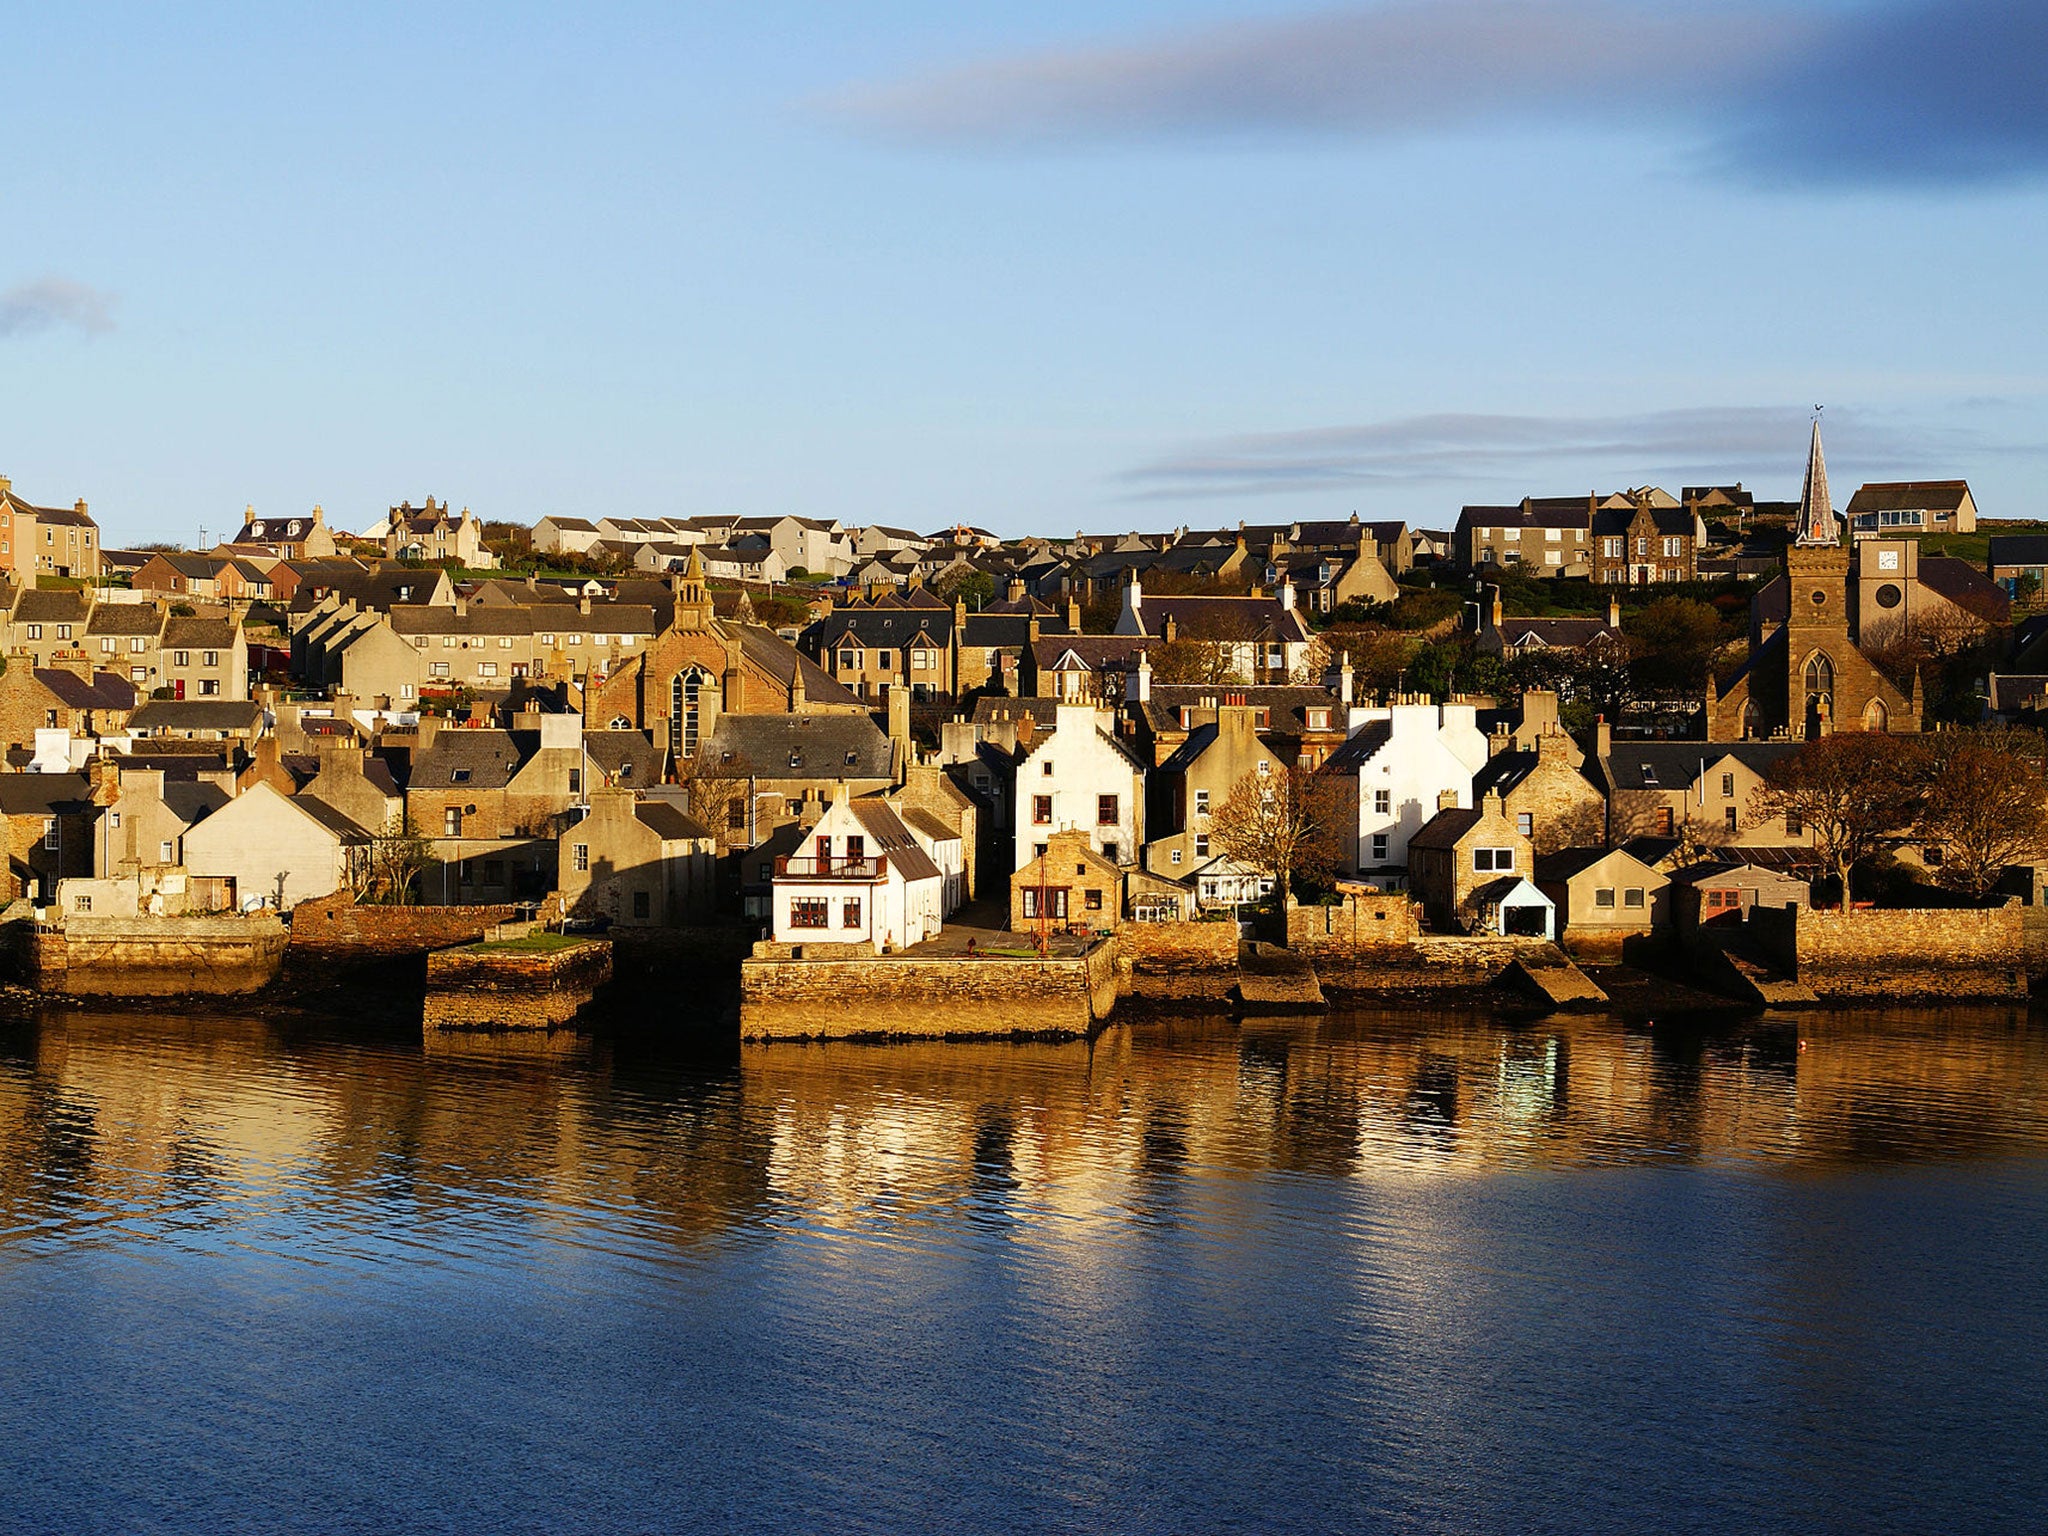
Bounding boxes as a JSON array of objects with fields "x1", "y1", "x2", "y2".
[{"x1": 671, "y1": 544, "x2": 714, "y2": 633}]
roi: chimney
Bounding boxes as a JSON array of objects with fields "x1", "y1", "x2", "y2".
[
  {"x1": 1483, "y1": 789, "x2": 1505, "y2": 820},
  {"x1": 1129, "y1": 650, "x2": 1152, "y2": 704},
  {"x1": 1536, "y1": 728, "x2": 1570, "y2": 764},
  {"x1": 1007, "y1": 578, "x2": 1025, "y2": 604},
  {"x1": 1066, "y1": 597, "x2": 1081, "y2": 631},
  {"x1": 1436, "y1": 787, "x2": 1460, "y2": 811},
  {"x1": 1163, "y1": 614, "x2": 1178, "y2": 643},
  {"x1": 1490, "y1": 591, "x2": 1503, "y2": 629},
  {"x1": 579, "y1": 593, "x2": 592, "y2": 616},
  {"x1": 1594, "y1": 715, "x2": 1612, "y2": 758},
  {"x1": 1279, "y1": 578, "x2": 1296, "y2": 612},
  {"x1": 1338, "y1": 656, "x2": 1354, "y2": 708},
  {"x1": 887, "y1": 683, "x2": 911, "y2": 781},
  {"x1": 1608, "y1": 596, "x2": 1621, "y2": 628},
  {"x1": 75, "y1": 499, "x2": 89, "y2": 518}
]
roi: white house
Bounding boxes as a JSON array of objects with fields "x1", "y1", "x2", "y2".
[
  {"x1": 898, "y1": 804, "x2": 966, "y2": 914},
  {"x1": 1013, "y1": 702, "x2": 1147, "y2": 871},
  {"x1": 1322, "y1": 701, "x2": 1490, "y2": 886},
  {"x1": 534, "y1": 516, "x2": 603, "y2": 556},
  {"x1": 179, "y1": 781, "x2": 371, "y2": 910},
  {"x1": 770, "y1": 794, "x2": 944, "y2": 951}
]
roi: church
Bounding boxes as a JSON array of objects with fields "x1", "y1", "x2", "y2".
[
  {"x1": 1708, "y1": 422, "x2": 1922, "y2": 740},
  {"x1": 586, "y1": 546, "x2": 865, "y2": 773}
]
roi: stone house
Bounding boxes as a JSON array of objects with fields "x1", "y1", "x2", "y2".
[
  {"x1": 0, "y1": 770, "x2": 96, "y2": 902},
  {"x1": 294, "y1": 604, "x2": 425, "y2": 706},
  {"x1": 232, "y1": 504, "x2": 338, "y2": 559},
  {"x1": 1473, "y1": 728, "x2": 1607, "y2": 856},
  {"x1": 5, "y1": 588, "x2": 95, "y2": 670},
  {"x1": 1989, "y1": 535, "x2": 2048, "y2": 597},
  {"x1": 1012, "y1": 829, "x2": 1123, "y2": 932},
  {"x1": 691, "y1": 710, "x2": 898, "y2": 854},
  {"x1": 299, "y1": 744, "x2": 404, "y2": 836},
  {"x1": 1455, "y1": 495, "x2": 1598, "y2": 577},
  {"x1": 393, "y1": 600, "x2": 660, "y2": 697},
  {"x1": 0, "y1": 475, "x2": 101, "y2": 580},
  {"x1": 533, "y1": 515, "x2": 603, "y2": 555},
  {"x1": 1113, "y1": 577, "x2": 1318, "y2": 684},
  {"x1": 178, "y1": 781, "x2": 372, "y2": 909},
  {"x1": 93, "y1": 765, "x2": 233, "y2": 875},
  {"x1": 1590, "y1": 493, "x2": 1704, "y2": 586},
  {"x1": 160, "y1": 614, "x2": 249, "y2": 702},
  {"x1": 405, "y1": 724, "x2": 546, "y2": 840},
  {"x1": 1593, "y1": 740, "x2": 1813, "y2": 851},
  {"x1": 384, "y1": 499, "x2": 495, "y2": 567},
  {"x1": 1534, "y1": 845, "x2": 1670, "y2": 940},
  {"x1": 0, "y1": 662, "x2": 137, "y2": 755},
  {"x1": 1025, "y1": 634, "x2": 1157, "y2": 706},
  {"x1": 559, "y1": 787, "x2": 716, "y2": 925},
  {"x1": 806, "y1": 599, "x2": 957, "y2": 702},
  {"x1": 770, "y1": 794, "x2": 944, "y2": 950},
  {"x1": 1134, "y1": 671, "x2": 1356, "y2": 770},
  {"x1": 1140, "y1": 702, "x2": 1288, "y2": 881},
  {"x1": 1320, "y1": 700, "x2": 1490, "y2": 884},
  {"x1": 125, "y1": 699, "x2": 264, "y2": 743},
  {"x1": 84, "y1": 601, "x2": 167, "y2": 688},
  {"x1": 1264, "y1": 545, "x2": 1399, "y2": 615},
  {"x1": 1014, "y1": 702, "x2": 1147, "y2": 872},
  {"x1": 1407, "y1": 792, "x2": 1535, "y2": 934}
]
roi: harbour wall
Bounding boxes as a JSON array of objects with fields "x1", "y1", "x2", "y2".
[
  {"x1": 423, "y1": 939, "x2": 614, "y2": 1030},
  {"x1": 29, "y1": 914, "x2": 290, "y2": 996},
  {"x1": 1756, "y1": 903, "x2": 2029, "y2": 1000}
]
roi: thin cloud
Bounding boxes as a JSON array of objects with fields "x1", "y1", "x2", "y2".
[
  {"x1": 1124, "y1": 407, "x2": 2005, "y2": 501},
  {"x1": 832, "y1": 1, "x2": 2048, "y2": 187},
  {"x1": 0, "y1": 277, "x2": 117, "y2": 339}
]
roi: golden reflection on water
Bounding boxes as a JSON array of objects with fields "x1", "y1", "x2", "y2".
[{"x1": 2, "y1": 1006, "x2": 2045, "y2": 1255}]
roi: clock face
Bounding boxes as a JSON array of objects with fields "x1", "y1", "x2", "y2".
[{"x1": 1877, "y1": 550, "x2": 1900, "y2": 571}]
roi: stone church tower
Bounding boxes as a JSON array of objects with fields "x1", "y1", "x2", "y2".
[{"x1": 1707, "y1": 421, "x2": 1920, "y2": 739}]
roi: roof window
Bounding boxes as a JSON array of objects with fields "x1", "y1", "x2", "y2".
[
  {"x1": 451, "y1": 768, "x2": 471, "y2": 783},
  {"x1": 1640, "y1": 764, "x2": 1657, "y2": 785}
]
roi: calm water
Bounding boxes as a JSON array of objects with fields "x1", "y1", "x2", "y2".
[{"x1": 3, "y1": 1004, "x2": 2047, "y2": 1534}]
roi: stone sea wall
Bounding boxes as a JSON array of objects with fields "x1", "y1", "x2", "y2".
[
  {"x1": 423, "y1": 939, "x2": 614, "y2": 1030},
  {"x1": 32, "y1": 914, "x2": 290, "y2": 996},
  {"x1": 740, "y1": 939, "x2": 1120, "y2": 1040},
  {"x1": 1117, "y1": 922, "x2": 1239, "y2": 1000},
  {"x1": 1793, "y1": 904, "x2": 2026, "y2": 1000},
  {"x1": 288, "y1": 895, "x2": 530, "y2": 958}
]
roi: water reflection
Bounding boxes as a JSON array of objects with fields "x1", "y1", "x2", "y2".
[{"x1": 3, "y1": 1006, "x2": 2045, "y2": 1258}]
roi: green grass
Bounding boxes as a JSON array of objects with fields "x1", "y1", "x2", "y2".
[
  {"x1": 1920, "y1": 519, "x2": 2048, "y2": 568},
  {"x1": 471, "y1": 931, "x2": 595, "y2": 954}
]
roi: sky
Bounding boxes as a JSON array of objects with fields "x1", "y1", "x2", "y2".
[{"x1": 3, "y1": 0, "x2": 2045, "y2": 547}]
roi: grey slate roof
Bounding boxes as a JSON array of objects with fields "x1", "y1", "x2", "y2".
[
  {"x1": 1599, "y1": 742, "x2": 1800, "y2": 793},
  {"x1": 583, "y1": 729, "x2": 665, "y2": 786},
  {"x1": 849, "y1": 799, "x2": 941, "y2": 882},
  {"x1": 0, "y1": 772, "x2": 91, "y2": 817},
  {"x1": 1406, "y1": 807, "x2": 1485, "y2": 850},
  {"x1": 85, "y1": 605, "x2": 165, "y2": 637},
  {"x1": 634, "y1": 799, "x2": 712, "y2": 841},
  {"x1": 697, "y1": 714, "x2": 894, "y2": 779},
  {"x1": 35, "y1": 669, "x2": 139, "y2": 710},
  {"x1": 126, "y1": 700, "x2": 264, "y2": 734},
  {"x1": 410, "y1": 729, "x2": 530, "y2": 790}
]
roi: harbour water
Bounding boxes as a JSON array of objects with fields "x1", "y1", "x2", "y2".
[{"x1": 3, "y1": 1004, "x2": 2046, "y2": 1533}]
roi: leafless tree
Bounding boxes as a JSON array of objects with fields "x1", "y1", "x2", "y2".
[
  {"x1": 1917, "y1": 730, "x2": 2048, "y2": 898},
  {"x1": 1208, "y1": 765, "x2": 1345, "y2": 902},
  {"x1": 1747, "y1": 733, "x2": 1927, "y2": 913}
]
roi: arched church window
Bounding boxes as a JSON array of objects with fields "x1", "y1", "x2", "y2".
[
  {"x1": 1863, "y1": 699, "x2": 1889, "y2": 732},
  {"x1": 670, "y1": 669, "x2": 708, "y2": 758}
]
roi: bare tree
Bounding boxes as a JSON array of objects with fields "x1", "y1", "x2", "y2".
[
  {"x1": 1918, "y1": 733, "x2": 2048, "y2": 898},
  {"x1": 1747, "y1": 733, "x2": 1926, "y2": 913},
  {"x1": 366, "y1": 819, "x2": 436, "y2": 905},
  {"x1": 1209, "y1": 765, "x2": 1345, "y2": 902}
]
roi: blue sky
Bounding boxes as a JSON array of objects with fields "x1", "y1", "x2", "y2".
[{"x1": 3, "y1": 0, "x2": 2044, "y2": 546}]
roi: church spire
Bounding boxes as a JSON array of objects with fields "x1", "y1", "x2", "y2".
[
  {"x1": 1793, "y1": 415, "x2": 1837, "y2": 547},
  {"x1": 671, "y1": 543, "x2": 713, "y2": 632}
]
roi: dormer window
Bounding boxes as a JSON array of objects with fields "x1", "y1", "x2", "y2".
[
  {"x1": 1640, "y1": 764, "x2": 1657, "y2": 785},
  {"x1": 451, "y1": 768, "x2": 471, "y2": 783}
]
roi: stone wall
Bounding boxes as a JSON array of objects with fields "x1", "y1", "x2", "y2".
[
  {"x1": 33, "y1": 913, "x2": 289, "y2": 996},
  {"x1": 287, "y1": 894, "x2": 530, "y2": 957},
  {"x1": 740, "y1": 938, "x2": 1119, "y2": 1040},
  {"x1": 423, "y1": 938, "x2": 613, "y2": 1029},
  {"x1": 1794, "y1": 904, "x2": 2026, "y2": 999},
  {"x1": 1287, "y1": 892, "x2": 1420, "y2": 953},
  {"x1": 1117, "y1": 921, "x2": 1239, "y2": 1000}
]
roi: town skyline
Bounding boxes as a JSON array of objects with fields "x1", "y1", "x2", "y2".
[{"x1": 5, "y1": 2, "x2": 2044, "y2": 545}]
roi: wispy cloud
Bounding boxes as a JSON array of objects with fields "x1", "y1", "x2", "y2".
[
  {"x1": 0, "y1": 277, "x2": 117, "y2": 339},
  {"x1": 831, "y1": 1, "x2": 2048, "y2": 187},
  {"x1": 1124, "y1": 407, "x2": 2011, "y2": 501}
]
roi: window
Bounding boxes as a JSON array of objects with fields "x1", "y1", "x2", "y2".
[
  {"x1": 429, "y1": 661, "x2": 450, "y2": 678},
  {"x1": 842, "y1": 897, "x2": 862, "y2": 928},
  {"x1": 1602, "y1": 537, "x2": 1624, "y2": 558},
  {"x1": 1786, "y1": 810, "x2": 1804, "y2": 836},
  {"x1": 159, "y1": 840, "x2": 174, "y2": 862},
  {"x1": 130, "y1": 637, "x2": 147, "y2": 653},
  {"x1": 1640, "y1": 764, "x2": 1658, "y2": 785},
  {"x1": 172, "y1": 649, "x2": 190, "y2": 667},
  {"x1": 42, "y1": 818, "x2": 57, "y2": 850},
  {"x1": 1100, "y1": 843, "x2": 1118, "y2": 864},
  {"x1": 1020, "y1": 887, "x2": 1069, "y2": 921},
  {"x1": 632, "y1": 890, "x2": 651, "y2": 919},
  {"x1": 1195, "y1": 789, "x2": 1210, "y2": 816},
  {"x1": 1307, "y1": 710, "x2": 1329, "y2": 730},
  {"x1": 498, "y1": 637, "x2": 513, "y2": 650},
  {"x1": 1371, "y1": 833, "x2": 1389, "y2": 860},
  {"x1": 1725, "y1": 807, "x2": 1738, "y2": 832},
  {"x1": 1595, "y1": 887, "x2": 1616, "y2": 908},
  {"x1": 100, "y1": 639, "x2": 114, "y2": 653},
  {"x1": 1097, "y1": 794, "x2": 1118, "y2": 826},
  {"x1": 1374, "y1": 788, "x2": 1391, "y2": 815},
  {"x1": 25, "y1": 625, "x2": 40, "y2": 640},
  {"x1": 1084, "y1": 889, "x2": 1104, "y2": 912},
  {"x1": 1624, "y1": 887, "x2": 1645, "y2": 908},
  {"x1": 56, "y1": 624, "x2": 71, "y2": 640},
  {"x1": 1656, "y1": 806, "x2": 1675, "y2": 836},
  {"x1": 790, "y1": 898, "x2": 829, "y2": 929},
  {"x1": 130, "y1": 666, "x2": 147, "y2": 682},
  {"x1": 202, "y1": 651, "x2": 218, "y2": 667},
  {"x1": 1042, "y1": 760, "x2": 1054, "y2": 776},
  {"x1": 43, "y1": 710, "x2": 57, "y2": 729},
  {"x1": 1255, "y1": 759, "x2": 1270, "y2": 776},
  {"x1": 839, "y1": 649, "x2": 859, "y2": 670},
  {"x1": 1721, "y1": 772, "x2": 1735, "y2": 798},
  {"x1": 74, "y1": 894, "x2": 91, "y2": 913},
  {"x1": 442, "y1": 636, "x2": 457, "y2": 648},
  {"x1": 477, "y1": 662, "x2": 498, "y2": 678},
  {"x1": 451, "y1": 768, "x2": 471, "y2": 784},
  {"x1": 444, "y1": 808, "x2": 462, "y2": 836},
  {"x1": 1170, "y1": 848, "x2": 1183, "y2": 864},
  {"x1": 540, "y1": 633, "x2": 556, "y2": 646},
  {"x1": 567, "y1": 769, "x2": 582, "y2": 796},
  {"x1": 483, "y1": 859, "x2": 505, "y2": 886},
  {"x1": 728, "y1": 801, "x2": 746, "y2": 830},
  {"x1": 109, "y1": 811, "x2": 121, "y2": 829},
  {"x1": 1544, "y1": 549, "x2": 1561, "y2": 566},
  {"x1": 573, "y1": 843, "x2": 589, "y2": 871},
  {"x1": 1195, "y1": 834, "x2": 1210, "y2": 858},
  {"x1": 1663, "y1": 536, "x2": 1684, "y2": 558},
  {"x1": 1031, "y1": 795, "x2": 1052, "y2": 824},
  {"x1": 199, "y1": 679, "x2": 219, "y2": 696},
  {"x1": 1473, "y1": 847, "x2": 1516, "y2": 872},
  {"x1": 1516, "y1": 812, "x2": 1533, "y2": 836}
]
